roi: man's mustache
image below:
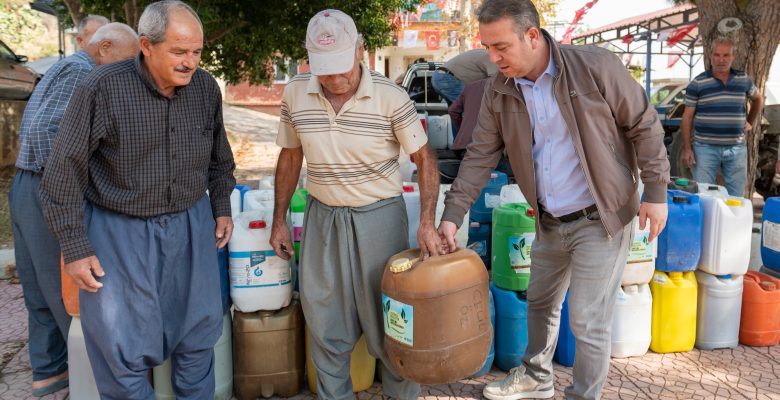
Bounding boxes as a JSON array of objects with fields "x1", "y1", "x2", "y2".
[{"x1": 175, "y1": 66, "x2": 193, "y2": 73}]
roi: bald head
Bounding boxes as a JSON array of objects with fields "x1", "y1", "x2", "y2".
[
  {"x1": 85, "y1": 22, "x2": 140, "y2": 65},
  {"x1": 76, "y1": 15, "x2": 110, "y2": 49}
]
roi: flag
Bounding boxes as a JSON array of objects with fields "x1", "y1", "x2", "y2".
[
  {"x1": 667, "y1": 52, "x2": 683, "y2": 68},
  {"x1": 657, "y1": 29, "x2": 671, "y2": 43},
  {"x1": 622, "y1": 34, "x2": 634, "y2": 44},
  {"x1": 561, "y1": 0, "x2": 599, "y2": 44},
  {"x1": 667, "y1": 23, "x2": 698, "y2": 47},
  {"x1": 402, "y1": 30, "x2": 418, "y2": 48},
  {"x1": 425, "y1": 31, "x2": 440, "y2": 50}
]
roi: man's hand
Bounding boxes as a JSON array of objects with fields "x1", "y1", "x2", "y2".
[
  {"x1": 437, "y1": 220, "x2": 458, "y2": 254},
  {"x1": 64, "y1": 256, "x2": 104, "y2": 293},
  {"x1": 639, "y1": 202, "x2": 668, "y2": 242},
  {"x1": 418, "y1": 222, "x2": 443, "y2": 260},
  {"x1": 681, "y1": 146, "x2": 696, "y2": 169},
  {"x1": 270, "y1": 220, "x2": 294, "y2": 261},
  {"x1": 215, "y1": 216, "x2": 233, "y2": 248}
]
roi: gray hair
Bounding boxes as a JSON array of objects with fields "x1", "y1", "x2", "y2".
[
  {"x1": 477, "y1": 0, "x2": 540, "y2": 35},
  {"x1": 88, "y1": 22, "x2": 138, "y2": 46},
  {"x1": 78, "y1": 15, "x2": 110, "y2": 34},
  {"x1": 138, "y1": 0, "x2": 202, "y2": 44},
  {"x1": 710, "y1": 36, "x2": 735, "y2": 54}
]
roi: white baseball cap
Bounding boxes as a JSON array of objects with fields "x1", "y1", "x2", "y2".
[{"x1": 306, "y1": 9, "x2": 359, "y2": 76}]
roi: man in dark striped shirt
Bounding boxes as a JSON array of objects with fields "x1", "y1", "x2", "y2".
[
  {"x1": 680, "y1": 37, "x2": 763, "y2": 197},
  {"x1": 40, "y1": 1, "x2": 235, "y2": 397}
]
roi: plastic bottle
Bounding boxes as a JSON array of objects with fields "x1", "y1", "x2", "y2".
[
  {"x1": 649, "y1": 271, "x2": 697, "y2": 353},
  {"x1": 694, "y1": 271, "x2": 742, "y2": 350}
]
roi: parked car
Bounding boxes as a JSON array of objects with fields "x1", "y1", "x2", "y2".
[{"x1": 0, "y1": 40, "x2": 39, "y2": 100}]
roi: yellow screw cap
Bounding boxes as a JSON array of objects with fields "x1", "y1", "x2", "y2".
[
  {"x1": 390, "y1": 258, "x2": 414, "y2": 273},
  {"x1": 725, "y1": 199, "x2": 742, "y2": 206}
]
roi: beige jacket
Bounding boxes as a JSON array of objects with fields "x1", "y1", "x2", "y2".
[{"x1": 442, "y1": 32, "x2": 670, "y2": 238}]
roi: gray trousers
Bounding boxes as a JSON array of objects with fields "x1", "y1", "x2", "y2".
[
  {"x1": 80, "y1": 196, "x2": 223, "y2": 400},
  {"x1": 300, "y1": 196, "x2": 420, "y2": 400},
  {"x1": 8, "y1": 169, "x2": 70, "y2": 380},
  {"x1": 521, "y1": 211, "x2": 631, "y2": 400}
]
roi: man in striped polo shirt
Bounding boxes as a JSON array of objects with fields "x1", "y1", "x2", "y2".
[{"x1": 680, "y1": 37, "x2": 763, "y2": 197}]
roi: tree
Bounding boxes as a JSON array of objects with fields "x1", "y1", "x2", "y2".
[
  {"x1": 56, "y1": 0, "x2": 422, "y2": 84},
  {"x1": 672, "y1": 0, "x2": 780, "y2": 197},
  {"x1": 1, "y1": 0, "x2": 57, "y2": 58}
]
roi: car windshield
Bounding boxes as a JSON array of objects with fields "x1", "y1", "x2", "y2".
[{"x1": 650, "y1": 84, "x2": 679, "y2": 106}]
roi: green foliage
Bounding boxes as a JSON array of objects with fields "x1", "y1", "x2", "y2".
[
  {"x1": 0, "y1": 0, "x2": 53, "y2": 58},
  {"x1": 59, "y1": 0, "x2": 421, "y2": 84}
]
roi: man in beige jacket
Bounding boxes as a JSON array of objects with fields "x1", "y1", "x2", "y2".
[{"x1": 437, "y1": 1, "x2": 670, "y2": 399}]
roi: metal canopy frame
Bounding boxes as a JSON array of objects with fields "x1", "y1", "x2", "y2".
[{"x1": 571, "y1": 4, "x2": 702, "y2": 96}]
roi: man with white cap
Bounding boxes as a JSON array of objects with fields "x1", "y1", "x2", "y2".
[{"x1": 271, "y1": 9, "x2": 442, "y2": 399}]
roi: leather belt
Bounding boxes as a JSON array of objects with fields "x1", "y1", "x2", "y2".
[{"x1": 547, "y1": 204, "x2": 598, "y2": 223}]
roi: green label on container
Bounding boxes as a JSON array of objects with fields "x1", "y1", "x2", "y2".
[
  {"x1": 509, "y1": 233, "x2": 534, "y2": 273},
  {"x1": 627, "y1": 229, "x2": 654, "y2": 263},
  {"x1": 382, "y1": 294, "x2": 413, "y2": 346}
]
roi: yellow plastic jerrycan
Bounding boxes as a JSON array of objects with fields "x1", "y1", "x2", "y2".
[
  {"x1": 650, "y1": 271, "x2": 697, "y2": 353},
  {"x1": 305, "y1": 327, "x2": 376, "y2": 393}
]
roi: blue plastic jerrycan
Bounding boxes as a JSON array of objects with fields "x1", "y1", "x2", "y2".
[
  {"x1": 217, "y1": 246, "x2": 231, "y2": 315},
  {"x1": 467, "y1": 220, "x2": 492, "y2": 268},
  {"x1": 471, "y1": 288, "x2": 495, "y2": 377},
  {"x1": 656, "y1": 190, "x2": 703, "y2": 272},
  {"x1": 470, "y1": 171, "x2": 508, "y2": 223},
  {"x1": 554, "y1": 291, "x2": 576, "y2": 367},
  {"x1": 493, "y1": 282, "x2": 529, "y2": 371},
  {"x1": 761, "y1": 197, "x2": 780, "y2": 273}
]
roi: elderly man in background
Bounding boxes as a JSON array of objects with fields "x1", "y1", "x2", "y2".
[
  {"x1": 9, "y1": 21, "x2": 138, "y2": 397},
  {"x1": 75, "y1": 15, "x2": 110, "y2": 49},
  {"x1": 271, "y1": 9, "x2": 442, "y2": 400},
  {"x1": 40, "y1": 1, "x2": 235, "y2": 398}
]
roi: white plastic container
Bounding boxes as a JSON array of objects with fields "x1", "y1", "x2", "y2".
[
  {"x1": 697, "y1": 183, "x2": 729, "y2": 197},
  {"x1": 68, "y1": 317, "x2": 100, "y2": 399},
  {"x1": 426, "y1": 115, "x2": 450, "y2": 150},
  {"x1": 153, "y1": 313, "x2": 233, "y2": 400},
  {"x1": 242, "y1": 189, "x2": 275, "y2": 213},
  {"x1": 230, "y1": 189, "x2": 242, "y2": 218},
  {"x1": 499, "y1": 184, "x2": 526, "y2": 206},
  {"x1": 694, "y1": 271, "x2": 743, "y2": 350},
  {"x1": 258, "y1": 176, "x2": 274, "y2": 190},
  {"x1": 622, "y1": 217, "x2": 657, "y2": 285},
  {"x1": 402, "y1": 184, "x2": 420, "y2": 248},
  {"x1": 610, "y1": 284, "x2": 652, "y2": 358},
  {"x1": 228, "y1": 210, "x2": 292, "y2": 312},
  {"x1": 698, "y1": 194, "x2": 753, "y2": 275}
]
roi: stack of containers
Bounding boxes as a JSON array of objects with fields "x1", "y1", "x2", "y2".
[
  {"x1": 694, "y1": 183, "x2": 751, "y2": 350},
  {"x1": 651, "y1": 189, "x2": 702, "y2": 353},
  {"x1": 612, "y1": 180, "x2": 653, "y2": 358},
  {"x1": 466, "y1": 171, "x2": 508, "y2": 268},
  {"x1": 229, "y1": 204, "x2": 303, "y2": 398}
]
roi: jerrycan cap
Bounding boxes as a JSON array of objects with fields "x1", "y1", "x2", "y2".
[
  {"x1": 672, "y1": 195, "x2": 689, "y2": 203},
  {"x1": 669, "y1": 271, "x2": 683, "y2": 279},
  {"x1": 490, "y1": 173, "x2": 498, "y2": 179},
  {"x1": 625, "y1": 285, "x2": 639, "y2": 294},
  {"x1": 402, "y1": 185, "x2": 415, "y2": 193},
  {"x1": 470, "y1": 222, "x2": 481, "y2": 228},
  {"x1": 390, "y1": 257, "x2": 415, "y2": 273},
  {"x1": 248, "y1": 220, "x2": 267, "y2": 229},
  {"x1": 719, "y1": 274, "x2": 732, "y2": 280},
  {"x1": 675, "y1": 178, "x2": 689, "y2": 186},
  {"x1": 708, "y1": 185, "x2": 719, "y2": 190},
  {"x1": 526, "y1": 208, "x2": 536, "y2": 217},
  {"x1": 725, "y1": 199, "x2": 742, "y2": 206},
  {"x1": 760, "y1": 281, "x2": 778, "y2": 291}
]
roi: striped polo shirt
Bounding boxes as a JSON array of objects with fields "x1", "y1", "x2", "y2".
[
  {"x1": 276, "y1": 63, "x2": 427, "y2": 207},
  {"x1": 685, "y1": 69, "x2": 757, "y2": 145}
]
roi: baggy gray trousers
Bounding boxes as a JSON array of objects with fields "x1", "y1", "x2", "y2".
[
  {"x1": 522, "y1": 211, "x2": 632, "y2": 400},
  {"x1": 299, "y1": 195, "x2": 420, "y2": 400}
]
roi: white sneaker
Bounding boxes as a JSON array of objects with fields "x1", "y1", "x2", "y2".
[{"x1": 482, "y1": 366, "x2": 554, "y2": 400}]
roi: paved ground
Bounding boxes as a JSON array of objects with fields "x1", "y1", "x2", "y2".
[{"x1": 1, "y1": 105, "x2": 779, "y2": 399}]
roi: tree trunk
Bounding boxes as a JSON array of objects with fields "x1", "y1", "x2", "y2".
[
  {"x1": 61, "y1": 0, "x2": 86, "y2": 27},
  {"x1": 694, "y1": 0, "x2": 780, "y2": 198}
]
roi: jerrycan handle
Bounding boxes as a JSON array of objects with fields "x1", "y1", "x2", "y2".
[{"x1": 389, "y1": 252, "x2": 423, "y2": 273}]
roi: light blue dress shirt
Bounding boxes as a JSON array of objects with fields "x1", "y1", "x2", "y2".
[{"x1": 514, "y1": 46, "x2": 594, "y2": 217}]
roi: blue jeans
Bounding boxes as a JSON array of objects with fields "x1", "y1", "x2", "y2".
[
  {"x1": 692, "y1": 142, "x2": 747, "y2": 197},
  {"x1": 431, "y1": 70, "x2": 464, "y2": 106},
  {"x1": 8, "y1": 169, "x2": 70, "y2": 381}
]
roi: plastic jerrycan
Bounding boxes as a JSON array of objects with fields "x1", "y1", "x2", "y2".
[
  {"x1": 233, "y1": 299, "x2": 305, "y2": 399},
  {"x1": 228, "y1": 211, "x2": 292, "y2": 312},
  {"x1": 153, "y1": 313, "x2": 234, "y2": 400},
  {"x1": 622, "y1": 217, "x2": 656, "y2": 286},
  {"x1": 230, "y1": 185, "x2": 252, "y2": 218},
  {"x1": 472, "y1": 289, "x2": 495, "y2": 377},
  {"x1": 470, "y1": 171, "x2": 508, "y2": 223},
  {"x1": 381, "y1": 248, "x2": 491, "y2": 384},
  {"x1": 492, "y1": 283, "x2": 529, "y2": 371},
  {"x1": 611, "y1": 284, "x2": 652, "y2": 358},
  {"x1": 306, "y1": 330, "x2": 375, "y2": 393},
  {"x1": 698, "y1": 193, "x2": 752, "y2": 276},
  {"x1": 554, "y1": 292, "x2": 576, "y2": 367},
  {"x1": 402, "y1": 184, "x2": 421, "y2": 248},
  {"x1": 242, "y1": 189, "x2": 275, "y2": 213},
  {"x1": 739, "y1": 271, "x2": 780, "y2": 346},
  {"x1": 649, "y1": 271, "x2": 697, "y2": 353},
  {"x1": 668, "y1": 177, "x2": 699, "y2": 193},
  {"x1": 499, "y1": 184, "x2": 526, "y2": 205},
  {"x1": 697, "y1": 183, "x2": 729, "y2": 197},
  {"x1": 656, "y1": 190, "x2": 702, "y2": 272},
  {"x1": 289, "y1": 187, "x2": 309, "y2": 261},
  {"x1": 492, "y1": 203, "x2": 536, "y2": 291},
  {"x1": 467, "y1": 221, "x2": 492, "y2": 268},
  {"x1": 694, "y1": 271, "x2": 743, "y2": 350},
  {"x1": 68, "y1": 317, "x2": 100, "y2": 400},
  {"x1": 761, "y1": 197, "x2": 780, "y2": 273},
  {"x1": 60, "y1": 254, "x2": 79, "y2": 316}
]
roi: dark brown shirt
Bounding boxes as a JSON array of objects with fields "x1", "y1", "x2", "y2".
[{"x1": 40, "y1": 54, "x2": 236, "y2": 263}]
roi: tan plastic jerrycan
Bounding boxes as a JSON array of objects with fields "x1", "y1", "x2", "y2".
[
  {"x1": 232, "y1": 298, "x2": 305, "y2": 399},
  {"x1": 381, "y1": 248, "x2": 491, "y2": 385}
]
